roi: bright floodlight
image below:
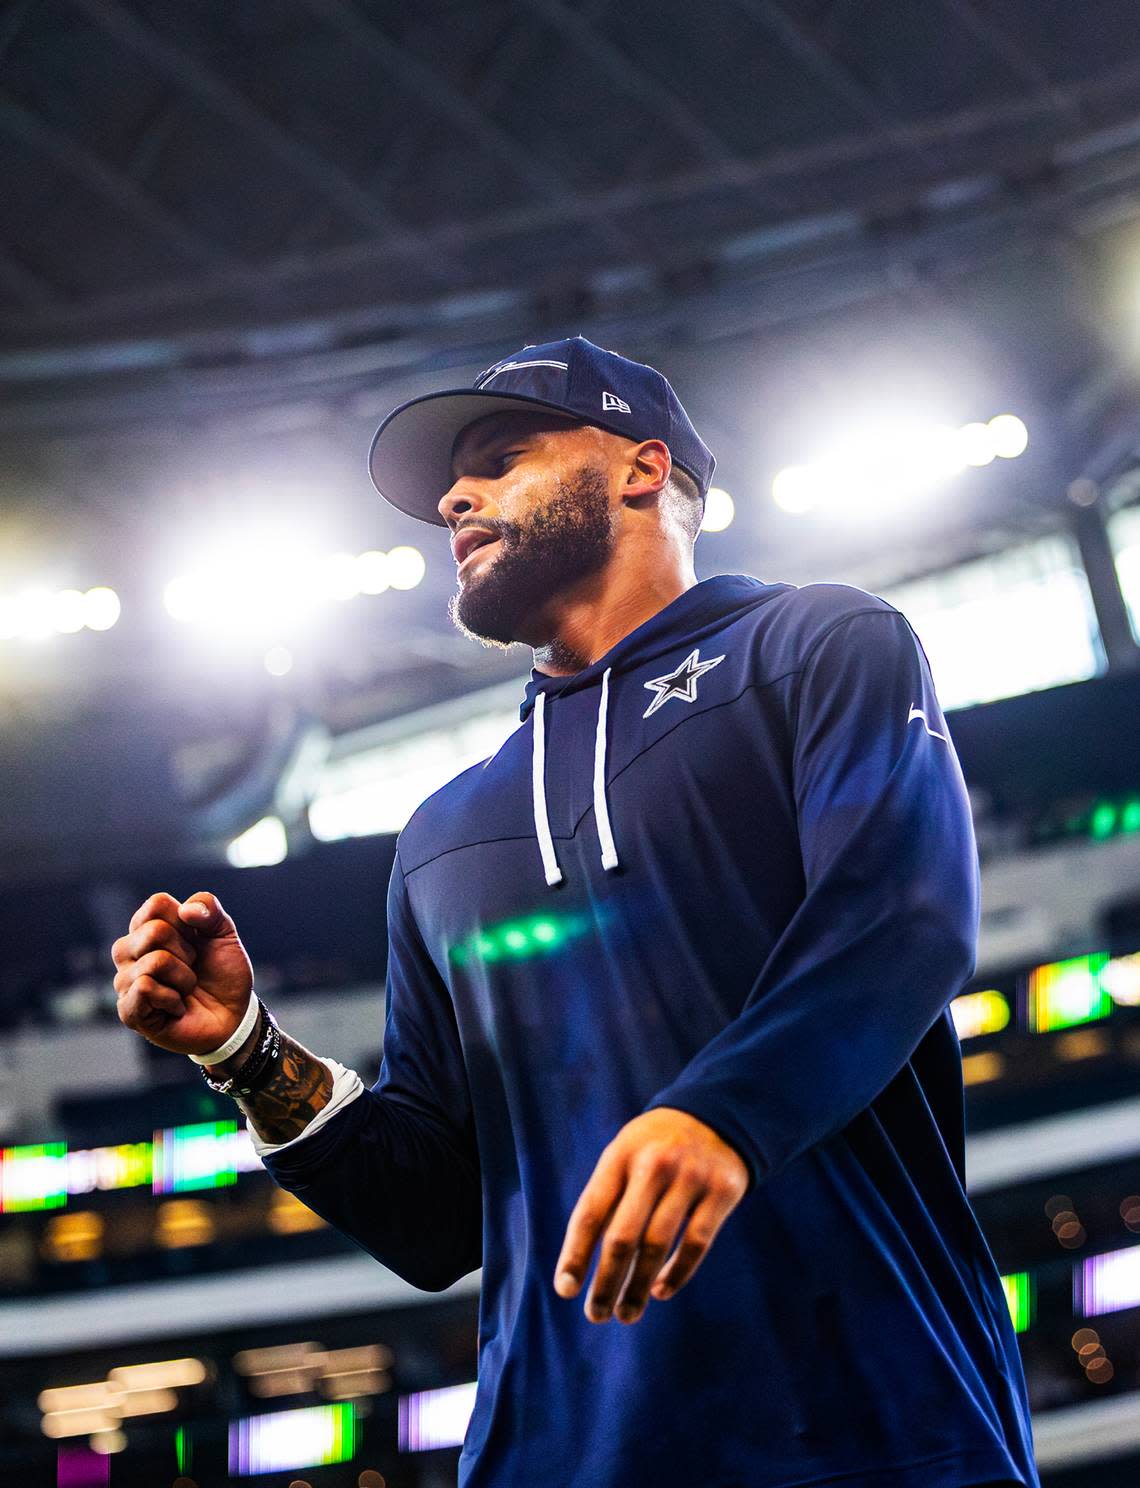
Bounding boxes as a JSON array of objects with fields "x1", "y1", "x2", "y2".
[
  {"x1": 957, "y1": 422, "x2": 996, "y2": 467},
  {"x1": 772, "y1": 466, "x2": 821, "y2": 514},
  {"x1": 318, "y1": 552, "x2": 360, "y2": 603},
  {"x1": 700, "y1": 487, "x2": 735, "y2": 533},
  {"x1": 227, "y1": 816, "x2": 288, "y2": 869},
  {"x1": 83, "y1": 587, "x2": 121, "y2": 631},
  {"x1": 163, "y1": 575, "x2": 200, "y2": 623},
  {"x1": 356, "y1": 550, "x2": 391, "y2": 594},
  {"x1": 386, "y1": 546, "x2": 426, "y2": 590},
  {"x1": 17, "y1": 588, "x2": 57, "y2": 640},
  {"x1": 264, "y1": 646, "x2": 293, "y2": 677},
  {"x1": 772, "y1": 410, "x2": 1029, "y2": 518},
  {"x1": 53, "y1": 589, "x2": 87, "y2": 634},
  {"x1": 988, "y1": 414, "x2": 1029, "y2": 459},
  {"x1": 163, "y1": 530, "x2": 425, "y2": 636}
]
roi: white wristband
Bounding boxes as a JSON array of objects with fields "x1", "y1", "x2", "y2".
[{"x1": 189, "y1": 993, "x2": 259, "y2": 1066}]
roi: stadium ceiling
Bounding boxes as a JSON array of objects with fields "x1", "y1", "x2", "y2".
[
  {"x1": 2, "y1": 0, "x2": 1140, "y2": 428},
  {"x1": 4, "y1": 0, "x2": 1140, "y2": 862}
]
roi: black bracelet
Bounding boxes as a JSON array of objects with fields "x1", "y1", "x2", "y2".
[{"x1": 199, "y1": 999, "x2": 282, "y2": 1098}]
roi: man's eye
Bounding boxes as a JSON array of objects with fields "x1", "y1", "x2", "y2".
[{"x1": 495, "y1": 450, "x2": 523, "y2": 470}]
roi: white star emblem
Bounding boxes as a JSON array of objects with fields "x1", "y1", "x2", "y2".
[{"x1": 642, "y1": 647, "x2": 726, "y2": 719}]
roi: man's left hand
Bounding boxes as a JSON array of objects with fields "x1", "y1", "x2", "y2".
[{"x1": 553, "y1": 1107, "x2": 750, "y2": 1324}]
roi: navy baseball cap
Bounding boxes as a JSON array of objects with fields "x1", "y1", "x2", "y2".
[{"x1": 367, "y1": 335, "x2": 716, "y2": 527}]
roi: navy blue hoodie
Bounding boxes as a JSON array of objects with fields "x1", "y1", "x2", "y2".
[{"x1": 263, "y1": 574, "x2": 1038, "y2": 1488}]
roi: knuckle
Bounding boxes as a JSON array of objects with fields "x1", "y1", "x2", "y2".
[
  {"x1": 637, "y1": 1239, "x2": 666, "y2": 1264},
  {"x1": 149, "y1": 921, "x2": 177, "y2": 949},
  {"x1": 634, "y1": 1147, "x2": 674, "y2": 1181},
  {"x1": 147, "y1": 948, "x2": 183, "y2": 979},
  {"x1": 603, "y1": 1236, "x2": 634, "y2": 1263}
]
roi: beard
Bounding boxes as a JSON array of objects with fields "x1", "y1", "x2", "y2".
[{"x1": 447, "y1": 463, "x2": 617, "y2": 649}]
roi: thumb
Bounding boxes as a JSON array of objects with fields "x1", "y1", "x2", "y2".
[{"x1": 178, "y1": 892, "x2": 236, "y2": 937}]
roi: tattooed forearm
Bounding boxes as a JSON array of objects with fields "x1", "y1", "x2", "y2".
[
  {"x1": 235, "y1": 1036, "x2": 335, "y2": 1144},
  {"x1": 206, "y1": 1009, "x2": 335, "y2": 1145}
]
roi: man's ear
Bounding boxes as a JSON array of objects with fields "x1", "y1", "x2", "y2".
[{"x1": 625, "y1": 439, "x2": 672, "y2": 499}]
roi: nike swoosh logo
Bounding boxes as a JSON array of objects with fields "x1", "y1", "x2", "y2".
[{"x1": 908, "y1": 704, "x2": 948, "y2": 743}]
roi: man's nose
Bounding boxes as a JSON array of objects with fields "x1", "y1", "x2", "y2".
[{"x1": 438, "y1": 480, "x2": 487, "y2": 527}]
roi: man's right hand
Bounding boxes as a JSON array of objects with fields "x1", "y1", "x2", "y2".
[{"x1": 112, "y1": 892, "x2": 254, "y2": 1057}]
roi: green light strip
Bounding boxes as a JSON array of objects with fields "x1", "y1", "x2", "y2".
[
  {"x1": 175, "y1": 1423, "x2": 191, "y2": 1474},
  {"x1": 1027, "y1": 953, "x2": 1113, "y2": 1033},
  {"x1": 0, "y1": 1143, "x2": 68, "y2": 1213},
  {"x1": 1000, "y1": 1271, "x2": 1035, "y2": 1333}
]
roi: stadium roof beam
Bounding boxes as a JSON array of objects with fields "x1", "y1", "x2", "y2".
[
  {"x1": 519, "y1": 0, "x2": 740, "y2": 167},
  {"x1": 66, "y1": 0, "x2": 462, "y2": 281},
  {"x1": 937, "y1": 0, "x2": 1072, "y2": 102},
  {"x1": 0, "y1": 91, "x2": 232, "y2": 269},
  {"x1": 727, "y1": 0, "x2": 949, "y2": 181},
  {"x1": 292, "y1": 0, "x2": 641, "y2": 259},
  {"x1": 7, "y1": 57, "x2": 1140, "y2": 341}
]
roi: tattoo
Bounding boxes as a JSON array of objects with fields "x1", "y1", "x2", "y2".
[{"x1": 235, "y1": 1035, "x2": 335, "y2": 1145}]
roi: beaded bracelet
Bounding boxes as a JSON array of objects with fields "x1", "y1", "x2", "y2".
[{"x1": 198, "y1": 998, "x2": 283, "y2": 1098}]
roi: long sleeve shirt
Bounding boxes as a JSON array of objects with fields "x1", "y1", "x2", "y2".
[{"x1": 261, "y1": 573, "x2": 1038, "y2": 1488}]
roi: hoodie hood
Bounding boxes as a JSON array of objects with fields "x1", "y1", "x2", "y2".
[{"x1": 517, "y1": 574, "x2": 792, "y2": 888}]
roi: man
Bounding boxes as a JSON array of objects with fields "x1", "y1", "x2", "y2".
[{"x1": 114, "y1": 337, "x2": 1038, "y2": 1488}]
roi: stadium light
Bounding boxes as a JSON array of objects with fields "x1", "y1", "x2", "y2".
[
  {"x1": 163, "y1": 537, "x2": 424, "y2": 636},
  {"x1": 772, "y1": 412, "x2": 1029, "y2": 518},
  {"x1": 0, "y1": 584, "x2": 120, "y2": 641},
  {"x1": 700, "y1": 487, "x2": 735, "y2": 533},
  {"x1": 386, "y1": 545, "x2": 426, "y2": 590},
  {"x1": 264, "y1": 646, "x2": 293, "y2": 677},
  {"x1": 227, "y1": 816, "x2": 288, "y2": 868},
  {"x1": 82, "y1": 587, "x2": 121, "y2": 631}
]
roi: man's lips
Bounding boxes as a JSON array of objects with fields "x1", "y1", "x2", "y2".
[{"x1": 452, "y1": 528, "x2": 500, "y2": 566}]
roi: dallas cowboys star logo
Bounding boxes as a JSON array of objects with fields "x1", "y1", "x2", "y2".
[{"x1": 642, "y1": 647, "x2": 726, "y2": 719}]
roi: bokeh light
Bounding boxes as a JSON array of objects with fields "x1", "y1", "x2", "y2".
[
  {"x1": 700, "y1": 486, "x2": 735, "y2": 532},
  {"x1": 772, "y1": 412, "x2": 1029, "y2": 518},
  {"x1": 386, "y1": 546, "x2": 426, "y2": 590}
]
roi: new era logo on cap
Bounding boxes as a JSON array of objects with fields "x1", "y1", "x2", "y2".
[{"x1": 367, "y1": 334, "x2": 716, "y2": 526}]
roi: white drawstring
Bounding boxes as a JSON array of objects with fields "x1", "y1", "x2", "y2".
[
  {"x1": 593, "y1": 667, "x2": 620, "y2": 872},
  {"x1": 531, "y1": 674, "x2": 621, "y2": 888},
  {"x1": 532, "y1": 690, "x2": 563, "y2": 887}
]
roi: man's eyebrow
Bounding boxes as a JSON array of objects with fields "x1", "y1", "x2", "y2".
[{"x1": 450, "y1": 426, "x2": 528, "y2": 479}]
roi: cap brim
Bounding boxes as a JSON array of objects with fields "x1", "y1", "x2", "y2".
[{"x1": 368, "y1": 389, "x2": 585, "y2": 527}]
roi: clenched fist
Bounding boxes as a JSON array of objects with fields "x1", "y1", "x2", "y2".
[{"x1": 111, "y1": 891, "x2": 254, "y2": 1057}]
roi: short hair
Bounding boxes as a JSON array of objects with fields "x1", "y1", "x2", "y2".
[{"x1": 661, "y1": 464, "x2": 704, "y2": 544}]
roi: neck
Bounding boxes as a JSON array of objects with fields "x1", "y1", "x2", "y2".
[{"x1": 529, "y1": 546, "x2": 698, "y2": 676}]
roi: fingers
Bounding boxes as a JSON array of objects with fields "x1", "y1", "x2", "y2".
[
  {"x1": 133, "y1": 949, "x2": 197, "y2": 997},
  {"x1": 581, "y1": 1161, "x2": 670, "y2": 1323},
  {"x1": 612, "y1": 1186, "x2": 696, "y2": 1323},
  {"x1": 555, "y1": 1154, "x2": 743, "y2": 1324},
  {"x1": 112, "y1": 918, "x2": 197, "y2": 971},
  {"x1": 649, "y1": 1191, "x2": 735, "y2": 1301},
  {"x1": 553, "y1": 1147, "x2": 625, "y2": 1302},
  {"x1": 117, "y1": 976, "x2": 184, "y2": 1033},
  {"x1": 177, "y1": 892, "x2": 235, "y2": 938},
  {"x1": 128, "y1": 892, "x2": 182, "y2": 935}
]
